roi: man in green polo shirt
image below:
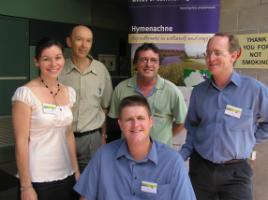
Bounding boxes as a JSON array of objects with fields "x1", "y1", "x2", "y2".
[
  {"x1": 108, "y1": 43, "x2": 187, "y2": 146},
  {"x1": 59, "y1": 25, "x2": 113, "y2": 171}
]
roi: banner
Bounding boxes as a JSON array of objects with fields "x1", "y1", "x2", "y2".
[
  {"x1": 128, "y1": 0, "x2": 220, "y2": 85},
  {"x1": 129, "y1": 0, "x2": 220, "y2": 34}
]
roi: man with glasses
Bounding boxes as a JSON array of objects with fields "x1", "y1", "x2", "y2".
[
  {"x1": 180, "y1": 32, "x2": 268, "y2": 200},
  {"x1": 108, "y1": 43, "x2": 187, "y2": 146}
]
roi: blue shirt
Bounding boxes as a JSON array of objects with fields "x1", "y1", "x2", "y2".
[
  {"x1": 180, "y1": 71, "x2": 268, "y2": 163},
  {"x1": 74, "y1": 139, "x2": 196, "y2": 200}
]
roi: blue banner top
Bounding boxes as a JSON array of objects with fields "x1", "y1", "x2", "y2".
[{"x1": 129, "y1": 0, "x2": 220, "y2": 33}]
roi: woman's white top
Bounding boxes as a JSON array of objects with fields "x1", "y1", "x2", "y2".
[{"x1": 12, "y1": 86, "x2": 76, "y2": 182}]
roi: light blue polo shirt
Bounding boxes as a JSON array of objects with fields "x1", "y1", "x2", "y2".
[{"x1": 74, "y1": 139, "x2": 196, "y2": 200}]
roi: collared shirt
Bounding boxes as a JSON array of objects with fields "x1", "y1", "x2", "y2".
[
  {"x1": 59, "y1": 56, "x2": 113, "y2": 132},
  {"x1": 108, "y1": 75, "x2": 187, "y2": 146},
  {"x1": 74, "y1": 139, "x2": 196, "y2": 200},
  {"x1": 180, "y1": 71, "x2": 268, "y2": 163}
]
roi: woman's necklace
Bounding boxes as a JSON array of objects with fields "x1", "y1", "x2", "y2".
[
  {"x1": 40, "y1": 78, "x2": 60, "y2": 97},
  {"x1": 40, "y1": 77, "x2": 62, "y2": 110}
]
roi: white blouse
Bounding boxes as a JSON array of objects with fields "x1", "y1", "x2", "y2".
[{"x1": 12, "y1": 86, "x2": 76, "y2": 182}]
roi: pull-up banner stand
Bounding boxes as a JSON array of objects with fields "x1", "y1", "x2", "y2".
[{"x1": 128, "y1": 0, "x2": 220, "y2": 86}]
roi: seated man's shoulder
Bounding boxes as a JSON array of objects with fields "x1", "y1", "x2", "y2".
[{"x1": 94, "y1": 139, "x2": 122, "y2": 158}]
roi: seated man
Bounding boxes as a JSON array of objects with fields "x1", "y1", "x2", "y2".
[{"x1": 74, "y1": 95, "x2": 196, "y2": 200}]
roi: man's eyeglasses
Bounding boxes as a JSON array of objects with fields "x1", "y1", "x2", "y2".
[
  {"x1": 205, "y1": 50, "x2": 228, "y2": 57},
  {"x1": 138, "y1": 57, "x2": 159, "y2": 65}
]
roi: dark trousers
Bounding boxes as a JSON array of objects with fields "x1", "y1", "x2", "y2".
[
  {"x1": 18, "y1": 175, "x2": 79, "y2": 200},
  {"x1": 189, "y1": 151, "x2": 253, "y2": 200}
]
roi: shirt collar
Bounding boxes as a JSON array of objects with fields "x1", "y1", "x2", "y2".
[
  {"x1": 230, "y1": 70, "x2": 241, "y2": 87},
  {"x1": 127, "y1": 74, "x2": 165, "y2": 90},
  {"x1": 208, "y1": 70, "x2": 241, "y2": 89},
  {"x1": 65, "y1": 55, "x2": 98, "y2": 75},
  {"x1": 116, "y1": 139, "x2": 158, "y2": 165}
]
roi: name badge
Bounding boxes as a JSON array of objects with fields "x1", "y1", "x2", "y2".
[
  {"x1": 42, "y1": 103, "x2": 57, "y2": 115},
  {"x1": 141, "y1": 181, "x2": 157, "y2": 194},
  {"x1": 224, "y1": 104, "x2": 242, "y2": 118}
]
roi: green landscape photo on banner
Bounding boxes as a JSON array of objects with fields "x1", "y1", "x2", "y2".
[{"x1": 183, "y1": 69, "x2": 211, "y2": 87}]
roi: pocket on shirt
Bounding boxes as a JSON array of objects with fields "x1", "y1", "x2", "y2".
[
  {"x1": 84, "y1": 87, "x2": 100, "y2": 106},
  {"x1": 86, "y1": 86, "x2": 103, "y2": 98},
  {"x1": 140, "y1": 183, "x2": 171, "y2": 200},
  {"x1": 225, "y1": 108, "x2": 253, "y2": 131}
]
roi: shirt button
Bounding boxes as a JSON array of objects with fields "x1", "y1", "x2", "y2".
[{"x1": 134, "y1": 176, "x2": 137, "y2": 180}]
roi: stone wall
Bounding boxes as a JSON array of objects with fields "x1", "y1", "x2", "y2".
[
  {"x1": 221, "y1": 0, "x2": 268, "y2": 85},
  {"x1": 221, "y1": 1, "x2": 268, "y2": 199}
]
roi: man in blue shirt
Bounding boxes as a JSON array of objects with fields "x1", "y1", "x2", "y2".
[
  {"x1": 180, "y1": 32, "x2": 268, "y2": 200},
  {"x1": 75, "y1": 95, "x2": 196, "y2": 200}
]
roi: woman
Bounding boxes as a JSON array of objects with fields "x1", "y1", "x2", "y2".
[{"x1": 12, "y1": 37, "x2": 79, "y2": 200}]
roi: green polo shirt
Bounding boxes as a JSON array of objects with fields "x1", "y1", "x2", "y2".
[
  {"x1": 108, "y1": 75, "x2": 187, "y2": 146},
  {"x1": 59, "y1": 56, "x2": 113, "y2": 132}
]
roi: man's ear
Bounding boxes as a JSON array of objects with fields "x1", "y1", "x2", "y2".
[
  {"x1": 66, "y1": 37, "x2": 71, "y2": 48},
  {"x1": 236, "y1": 48, "x2": 242, "y2": 59},
  {"x1": 231, "y1": 49, "x2": 240, "y2": 63},
  {"x1": 149, "y1": 116, "x2": 153, "y2": 129},
  {"x1": 117, "y1": 118, "x2": 122, "y2": 130}
]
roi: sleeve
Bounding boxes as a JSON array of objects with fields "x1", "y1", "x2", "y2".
[
  {"x1": 171, "y1": 155, "x2": 196, "y2": 200},
  {"x1": 68, "y1": 86, "x2": 76, "y2": 107},
  {"x1": 255, "y1": 83, "x2": 268, "y2": 143},
  {"x1": 11, "y1": 87, "x2": 35, "y2": 107},
  {"x1": 74, "y1": 149, "x2": 101, "y2": 200},
  {"x1": 101, "y1": 67, "x2": 113, "y2": 109},
  {"x1": 180, "y1": 88, "x2": 198, "y2": 160},
  {"x1": 173, "y1": 87, "x2": 187, "y2": 124}
]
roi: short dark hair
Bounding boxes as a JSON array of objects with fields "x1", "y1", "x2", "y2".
[
  {"x1": 133, "y1": 43, "x2": 160, "y2": 65},
  {"x1": 208, "y1": 32, "x2": 241, "y2": 53},
  {"x1": 35, "y1": 37, "x2": 64, "y2": 59},
  {"x1": 118, "y1": 95, "x2": 151, "y2": 117}
]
